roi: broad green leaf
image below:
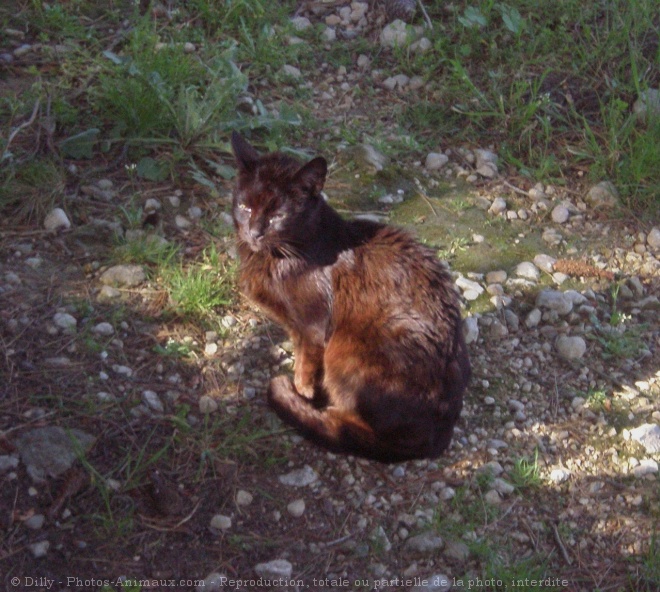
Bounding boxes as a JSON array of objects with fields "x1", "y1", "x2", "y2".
[
  {"x1": 59, "y1": 128, "x2": 100, "y2": 159},
  {"x1": 136, "y1": 157, "x2": 168, "y2": 181}
]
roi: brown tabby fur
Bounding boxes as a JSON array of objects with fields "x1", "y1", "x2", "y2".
[{"x1": 231, "y1": 132, "x2": 470, "y2": 462}]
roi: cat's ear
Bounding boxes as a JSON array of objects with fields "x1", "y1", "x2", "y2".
[
  {"x1": 293, "y1": 157, "x2": 327, "y2": 196},
  {"x1": 231, "y1": 131, "x2": 260, "y2": 172}
]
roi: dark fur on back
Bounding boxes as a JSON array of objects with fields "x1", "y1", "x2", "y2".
[{"x1": 231, "y1": 132, "x2": 470, "y2": 462}]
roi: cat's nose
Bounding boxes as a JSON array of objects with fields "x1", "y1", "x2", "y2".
[
  {"x1": 249, "y1": 227, "x2": 264, "y2": 242},
  {"x1": 246, "y1": 227, "x2": 265, "y2": 250}
]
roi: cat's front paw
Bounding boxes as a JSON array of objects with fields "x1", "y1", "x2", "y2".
[
  {"x1": 294, "y1": 375, "x2": 315, "y2": 399},
  {"x1": 268, "y1": 375, "x2": 296, "y2": 402}
]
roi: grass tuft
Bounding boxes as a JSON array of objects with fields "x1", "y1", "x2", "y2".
[{"x1": 160, "y1": 244, "x2": 235, "y2": 320}]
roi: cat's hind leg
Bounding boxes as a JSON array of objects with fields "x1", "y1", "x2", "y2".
[
  {"x1": 267, "y1": 375, "x2": 393, "y2": 461},
  {"x1": 267, "y1": 375, "x2": 347, "y2": 451}
]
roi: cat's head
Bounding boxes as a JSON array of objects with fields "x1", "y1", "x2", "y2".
[{"x1": 231, "y1": 132, "x2": 327, "y2": 255}]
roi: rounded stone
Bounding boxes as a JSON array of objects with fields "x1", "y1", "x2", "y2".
[
  {"x1": 204, "y1": 343, "x2": 218, "y2": 356},
  {"x1": 514, "y1": 261, "x2": 540, "y2": 280},
  {"x1": 551, "y1": 205, "x2": 570, "y2": 223},
  {"x1": 411, "y1": 574, "x2": 452, "y2": 592},
  {"x1": 549, "y1": 468, "x2": 571, "y2": 483},
  {"x1": 92, "y1": 322, "x2": 114, "y2": 336},
  {"x1": 425, "y1": 152, "x2": 449, "y2": 170},
  {"x1": 53, "y1": 312, "x2": 77, "y2": 331},
  {"x1": 287, "y1": 498, "x2": 305, "y2": 517},
  {"x1": 198, "y1": 395, "x2": 219, "y2": 414},
  {"x1": 647, "y1": 227, "x2": 660, "y2": 250},
  {"x1": 0, "y1": 455, "x2": 19, "y2": 472},
  {"x1": 463, "y1": 316, "x2": 479, "y2": 344},
  {"x1": 196, "y1": 573, "x2": 227, "y2": 592},
  {"x1": 44, "y1": 208, "x2": 71, "y2": 231},
  {"x1": 25, "y1": 514, "x2": 46, "y2": 530},
  {"x1": 633, "y1": 88, "x2": 660, "y2": 123},
  {"x1": 556, "y1": 335, "x2": 586, "y2": 360},
  {"x1": 533, "y1": 254, "x2": 557, "y2": 273},
  {"x1": 486, "y1": 270, "x2": 507, "y2": 284},
  {"x1": 144, "y1": 198, "x2": 161, "y2": 211},
  {"x1": 278, "y1": 465, "x2": 318, "y2": 487},
  {"x1": 282, "y1": 64, "x2": 302, "y2": 78},
  {"x1": 586, "y1": 181, "x2": 619, "y2": 209},
  {"x1": 484, "y1": 489, "x2": 502, "y2": 504},
  {"x1": 536, "y1": 290, "x2": 573, "y2": 315},
  {"x1": 100, "y1": 264, "x2": 146, "y2": 288},
  {"x1": 291, "y1": 16, "x2": 312, "y2": 30},
  {"x1": 142, "y1": 390, "x2": 164, "y2": 413},
  {"x1": 210, "y1": 514, "x2": 232, "y2": 531},
  {"x1": 380, "y1": 19, "x2": 411, "y2": 48},
  {"x1": 29, "y1": 540, "x2": 50, "y2": 558},
  {"x1": 254, "y1": 559, "x2": 293, "y2": 579},
  {"x1": 488, "y1": 197, "x2": 507, "y2": 215},
  {"x1": 236, "y1": 490, "x2": 254, "y2": 506},
  {"x1": 175, "y1": 215, "x2": 192, "y2": 229},
  {"x1": 404, "y1": 531, "x2": 444, "y2": 553},
  {"x1": 525, "y1": 309, "x2": 542, "y2": 328}
]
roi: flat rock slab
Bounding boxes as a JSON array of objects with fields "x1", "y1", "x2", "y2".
[
  {"x1": 278, "y1": 465, "x2": 318, "y2": 487},
  {"x1": 630, "y1": 423, "x2": 660, "y2": 454},
  {"x1": 99, "y1": 264, "x2": 146, "y2": 287},
  {"x1": 14, "y1": 426, "x2": 96, "y2": 482}
]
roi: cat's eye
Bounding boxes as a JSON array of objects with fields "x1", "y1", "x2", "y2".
[
  {"x1": 269, "y1": 213, "x2": 285, "y2": 225},
  {"x1": 238, "y1": 203, "x2": 252, "y2": 213}
]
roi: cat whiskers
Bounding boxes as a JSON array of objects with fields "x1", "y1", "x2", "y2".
[{"x1": 273, "y1": 241, "x2": 305, "y2": 261}]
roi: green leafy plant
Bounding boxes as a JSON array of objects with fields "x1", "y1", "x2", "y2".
[{"x1": 509, "y1": 449, "x2": 542, "y2": 490}]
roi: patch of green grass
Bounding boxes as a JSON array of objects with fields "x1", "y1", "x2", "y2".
[
  {"x1": 160, "y1": 244, "x2": 235, "y2": 321},
  {"x1": 433, "y1": 480, "x2": 500, "y2": 541},
  {"x1": 153, "y1": 338, "x2": 195, "y2": 359},
  {"x1": 112, "y1": 233, "x2": 180, "y2": 266},
  {"x1": 596, "y1": 324, "x2": 649, "y2": 359},
  {"x1": 29, "y1": 1, "x2": 90, "y2": 43},
  {"x1": 586, "y1": 388, "x2": 608, "y2": 406},
  {"x1": 387, "y1": 0, "x2": 660, "y2": 214},
  {"x1": 95, "y1": 24, "x2": 239, "y2": 144},
  {"x1": 509, "y1": 449, "x2": 542, "y2": 490},
  {"x1": 193, "y1": 407, "x2": 289, "y2": 474},
  {"x1": 483, "y1": 554, "x2": 562, "y2": 591},
  {"x1": 635, "y1": 533, "x2": 660, "y2": 591},
  {"x1": 398, "y1": 101, "x2": 466, "y2": 142},
  {"x1": 0, "y1": 158, "x2": 66, "y2": 222},
  {"x1": 185, "y1": 0, "x2": 271, "y2": 37},
  {"x1": 437, "y1": 236, "x2": 470, "y2": 261}
]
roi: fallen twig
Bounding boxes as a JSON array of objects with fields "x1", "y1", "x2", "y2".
[
  {"x1": 417, "y1": 1, "x2": 433, "y2": 29},
  {"x1": 2, "y1": 100, "x2": 40, "y2": 161},
  {"x1": 325, "y1": 532, "x2": 354, "y2": 547},
  {"x1": 551, "y1": 522, "x2": 572, "y2": 565},
  {"x1": 502, "y1": 179, "x2": 530, "y2": 196}
]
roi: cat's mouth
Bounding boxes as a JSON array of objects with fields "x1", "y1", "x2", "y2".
[
  {"x1": 238, "y1": 229, "x2": 265, "y2": 252},
  {"x1": 245, "y1": 237, "x2": 264, "y2": 252}
]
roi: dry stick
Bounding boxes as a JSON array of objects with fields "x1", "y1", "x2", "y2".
[
  {"x1": 417, "y1": 1, "x2": 433, "y2": 29},
  {"x1": 2, "y1": 100, "x2": 40, "y2": 161},
  {"x1": 521, "y1": 518, "x2": 539, "y2": 552},
  {"x1": 502, "y1": 179, "x2": 530, "y2": 196},
  {"x1": 325, "y1": 532, "x2": 355, "y2": 547},
  {"x1": 413, "y1": 179, "x2": 439, "y2": 217},
  {"x1": 483, "y1": 498, "x2": 520, "y2": 530},
  {"x1": 551, "y1": 522, "x2": 572, "y2": 565},
  {"x1": 140, "y1": 499, "x2": 202, "y2": 532}
]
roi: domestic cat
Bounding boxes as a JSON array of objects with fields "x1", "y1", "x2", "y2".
[{"x1": 231, "y1": 132, "x2": 470, "y2": 462}]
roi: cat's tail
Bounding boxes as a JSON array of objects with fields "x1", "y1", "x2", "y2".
[{"x1": 267, "y1": 375, "x2": 398, "y2": 463}]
